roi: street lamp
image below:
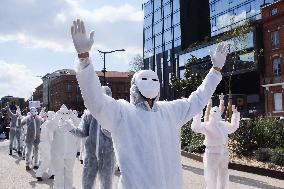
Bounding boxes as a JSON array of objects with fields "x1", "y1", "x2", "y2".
[{"x1": 98, "y1": 49, "x2": 125, "y2": 85}]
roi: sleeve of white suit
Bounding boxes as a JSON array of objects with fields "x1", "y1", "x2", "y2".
[
  {"x1": 191, "y1": 113, "x2": 207, "y2": 134},
  {"x1": 226, "y1": 111, "x2": 240, "y2": 134},
  {"x1": 70, "y1": 113, "x2": 89, "y2": 138},
  {"x1": 76, "y1": 58, "x2": 122, "y2": 132},
  {"x1": 161, "y1": 68, "x2": 222, "y2": 128}
]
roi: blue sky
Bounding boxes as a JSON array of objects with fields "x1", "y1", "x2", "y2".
[{"x1": 0, "y1": 0, "x2": 146, "y2": 99}]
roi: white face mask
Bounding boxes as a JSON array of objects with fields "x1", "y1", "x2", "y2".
[
  {"x1": 47, "y1": 111, "x2": 55, "y2": 121},
  {"x1": 30, "y1": 108, "x2": 38, "y2": 116},
  {"x1": 209, "y1": 106, "x2": 222, "y2": 122},
  {"x1": 135, "y1": 70, "x2": 160, "y2": 99}
]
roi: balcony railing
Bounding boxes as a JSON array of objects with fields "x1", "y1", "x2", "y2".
[{"x1": 263, "y1": 75, "x2": 284, "y2": 85}]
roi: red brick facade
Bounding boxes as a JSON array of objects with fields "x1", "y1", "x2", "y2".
[
  {"x1": 261, "y1": 0, "x2": 284, "y2": 116},
  {"x1": 32, "y1": 84, "x2": 43, "y2": 102},
  {"x1": 33, "y1": 70, "x2": 133, "y2": 114}
]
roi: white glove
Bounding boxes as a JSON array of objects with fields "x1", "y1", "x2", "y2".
[
  {"x1": 63, "y1": 119, "x2": 75, "y2": 132},
  {"x1": 232, "y1": 105, "x2": 240, "y2": 118},
  {"x1": 71, "y1": 19, "x2": 95, "y2": 54},
  {"x1": 209, "y1": 42, "x2": 228, "y2": 70}
]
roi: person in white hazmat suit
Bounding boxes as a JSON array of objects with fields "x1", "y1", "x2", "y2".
[
  {"x1": 21, "y1": 107, "x2": 43, "y2": 170},
  {"x1": 21, "y1": 112, "x2": 31, "y2": 159},
  {"x1": 191, "y1": 104, "x2": 240, "y2": 189},
  {"x1": 68, "y1": 86, "x2": 115, "y2": 189},
  {"x1": 5, "y1": 103, "x2": 22, "y2": 156},
  {"x1": 70, "y1": 19, "x2": 228, "y2": 189},
  {"x1": 50, "y1": 105, "x2": 79, "y2": 189},
  {"x1": 36, "y1": 111, "x2": 56, "y2": 181}
]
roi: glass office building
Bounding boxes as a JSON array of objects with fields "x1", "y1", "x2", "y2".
[
  {"x1": 143, "y1": 0, "x2": 210, "y2": 99},
  {"x1": 143, "y1": 0, "x2": 276, "y2": 101},
  {"x1": 143, "y1": 0, "x2": 181, "y2": 99},
  {"x1": 210, "y1": 0, "x2": 276, "y2": 36}
]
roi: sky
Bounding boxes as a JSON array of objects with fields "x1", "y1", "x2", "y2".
[{"x1": 0, "y1": 0, "x2": 146, "y2": 100}]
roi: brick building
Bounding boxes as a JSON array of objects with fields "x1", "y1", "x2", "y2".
[
  {"x1": 261, "y1": 0, "x2": 284, "y2": 116},
  {"x1": 34, "y1": 69, "x2": 134, "y2": 114},
  {"x1": 32, "y1": 84, "x2": 43, "y2": 102}
]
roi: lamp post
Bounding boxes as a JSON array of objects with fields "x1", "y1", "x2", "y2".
[{"x1": 98, "y1": 49, "x2": 125, "y2": 85}]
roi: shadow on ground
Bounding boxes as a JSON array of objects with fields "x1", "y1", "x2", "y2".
[{"x1": 182, "y1": 164, "x2": 283, "y2": 189}]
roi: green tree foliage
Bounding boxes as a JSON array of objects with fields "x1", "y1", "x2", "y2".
[{"x1": 129, "y1": 54, "x2": 144, "y2": 72}]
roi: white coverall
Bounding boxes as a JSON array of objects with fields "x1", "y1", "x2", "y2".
[
  {"x1": 76, "y1": 60, "x2": 222, "y2": 189},
  {"x1": 51, "y1": 107, "x2": 79, "y2": 189},
  {"x1": 36, "y1": 112, "x2": 55, "y2": 178},
  {"x1": 71, "y1": 19, "x2": 227, "y2": 189},
  {"x1": 191, "y1": 107, "x2": 240, "y2": 189}
]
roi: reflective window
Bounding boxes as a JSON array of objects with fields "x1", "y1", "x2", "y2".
[
  {"x1": 179, "y1": 32, "x2": 254, "y2": 66},
  {"x1": 173, "y1": 0, "x2": 180, "y2": 12},
  {"x1": 164, "y1": 3, "x2": 172, "y2": 17},
  {"x1": 154, "y1": 21, "x2": 163, "y2": 35},
  {"x1": 154, "y1": 0, "x2": 161, "y2": 11},
  {"x1": 274, "y1": 93, "x2": 283, "y2": 111},
  {"x1": 164, "y1": 16, "x2": 172, "y2": 30},
  {"x1": 271, "y1": 30, "x2": 280, "y2": 49},
  {"x1": 180, "y1": 69, "x2": 185, "y2": 80},
  {"x1": 271, "y1": 7, "x2": 278, "y2": 16},
  {"x1": 174, "y1": 25, "x2": 181, "y2": 40},
  {"x1": 210, "y1": 0, "x2": 268, "y2": 36},
  {"x1": 173, "y1": 12, "x2": 180, "y2": 26},
  {"x1": 272, "y1": 57, "x2": 281, "y2": 76},
  {"x1": 154, "y1": 9, "x2": 162, "y2": 23}
]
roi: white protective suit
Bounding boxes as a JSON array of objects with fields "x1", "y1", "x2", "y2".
[
  {"x1": 191, "y1": 106, "x2": 240, "y2": 189},
  {"x1": 71, "y1": 19, "x2": 227, "y2": 189},
  {"x1": 21, "y1": 107, "x2": 43, "y2": 169},
  {"x1": 50, "y1": 105, "x2": 79, "y2": 189},
  {"x1": 36, "y1": 111, "x2": 56, "y2": 179}
]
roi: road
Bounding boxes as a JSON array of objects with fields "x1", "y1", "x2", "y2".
[{"x1": 0, "y1": 139, "x2": 283, "y2": 189}]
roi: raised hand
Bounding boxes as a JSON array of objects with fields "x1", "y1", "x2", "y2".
[
  {"x1": 71, "y1": 19, "x2": 95, "y2": 54},
  {"x1": 209, "y1": 42, "x2": 228, "y2": 70}
]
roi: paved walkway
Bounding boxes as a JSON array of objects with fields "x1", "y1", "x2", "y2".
[{"x1": 0, "y1": 139, "x2": 283, "y2": 189}]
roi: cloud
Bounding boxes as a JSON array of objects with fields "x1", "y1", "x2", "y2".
[
  {"x1": 0, "y1": 0, "x2": 144, "y2": 68},
  {"x1": 0, "y1": 60, "x2": 42, "y2": 99}
]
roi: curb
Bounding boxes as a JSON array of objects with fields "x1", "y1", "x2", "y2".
[{"x1": 181, "y1": 151, "x2": 284, "y2": 180}]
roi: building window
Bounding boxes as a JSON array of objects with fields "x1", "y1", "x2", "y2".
[
  {"x1": 271, "y1": 8, "x2": 278, "y2": 16},
  {"x1": 210, "y1": 3, "x2": 216, "y2": 12},
  {"x1": 229, "y1": 0, "x2": 233, "y2": 4},
  {"x1": 67, "y1": 84, "x2": 72, "y2": 92},
  {"x1": 274, "y1": 93, "x2": 283, "y2": 111},
  {"x1": 212, "y1": 17, "x2": 217, "y2": 27},
  {"x1": 246, "y1": 3, "x2": 251, "y2": 13},
  {"x1": 271, "y1": 30, "x2": 279, "y2": 49},
  {"x1": 272, "y1": 57, "x2": 281, "y2": 76}
]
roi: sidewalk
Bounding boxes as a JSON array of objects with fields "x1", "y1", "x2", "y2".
[{"x1": 0, "y1": 139, "x2": 283, "y2": 189}]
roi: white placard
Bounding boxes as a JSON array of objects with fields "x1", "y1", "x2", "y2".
[{"x1": 29, "y1": 101, "x2": 41, "y2": 109}]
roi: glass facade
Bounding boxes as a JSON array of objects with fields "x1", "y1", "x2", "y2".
[
  {"x1": 210, "y1": 0, "x2": 275, "y2": 36},
  {"x1": 179, "y1": 31, "x2": 254, "y2": 67},
  {"x1": 143, "y1": 0, "x2": 181, "y2": 59}
]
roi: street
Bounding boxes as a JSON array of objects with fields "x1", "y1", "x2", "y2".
[{"x1": 0, "y1": 139, "x2": 283, "y2": 189}]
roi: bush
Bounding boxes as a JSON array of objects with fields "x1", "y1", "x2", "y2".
[
  {"x1": 271, "y1": 152, "x2": 284, "y2": 166},
  {"x1": 253, "y1": 117, "x2": 278, "y2": 149},
  {"x1": 181, "y1": 121, "x2": 205, "y2": 153},
  {"x1": 188, "y1": 132, "x2": 205, "y2": 153},
  {"x1": 231, "y1": 119, "x2": 257, "y2": 156},
  {"x1": 255, "y1": 148, "x2": 272, "y2": 162},
  {"x1": 181, "y1": 122, "x2": 193, "y2": 151}
]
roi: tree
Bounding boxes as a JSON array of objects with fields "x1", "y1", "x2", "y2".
[{"x1": 129, "y1": 54, "x2": 144, "y2": 72}]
